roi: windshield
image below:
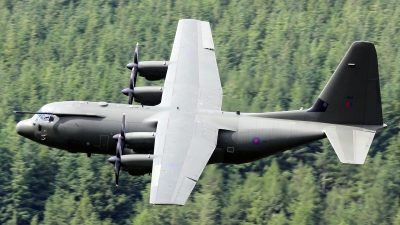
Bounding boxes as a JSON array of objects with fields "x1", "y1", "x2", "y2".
[{"x1": 33, "y1": 108, "x2": 52, "y2": 122}]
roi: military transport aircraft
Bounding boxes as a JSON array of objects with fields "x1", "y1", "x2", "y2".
[{"x1": 14, "y1": 19, "x2": 386, "y2": 205}]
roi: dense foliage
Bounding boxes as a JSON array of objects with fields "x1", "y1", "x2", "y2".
[{"x1": 1, "y1": 0, "x2": 400, "y2": 224}]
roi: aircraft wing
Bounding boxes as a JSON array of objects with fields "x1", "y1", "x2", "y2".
[
  {"x1": 149, "y1": 19, "x2": 222, "y2": 205},
  {"x1": 160, "y1": 19, "x2": 222, "y2": 110}
]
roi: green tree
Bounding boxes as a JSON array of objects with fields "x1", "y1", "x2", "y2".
[{"x1": 289, "y1": 164, "x2": 320, "y2": 225}]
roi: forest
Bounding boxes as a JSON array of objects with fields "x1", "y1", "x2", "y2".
[{"x1": 1, "y1": 0, "x2": 400, "y2": 224}]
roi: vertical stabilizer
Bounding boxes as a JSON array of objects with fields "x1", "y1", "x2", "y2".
[{"x1": 308, "y1": 41, "x2": 383, "y2": 125}]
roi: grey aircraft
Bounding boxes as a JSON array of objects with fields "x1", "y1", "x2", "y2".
[{"x1": 15, "y1": 19, "x2": 386, "y2": 205}]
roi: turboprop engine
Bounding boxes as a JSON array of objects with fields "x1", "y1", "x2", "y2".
[
  {"x1": 127, "y1": 61, "x2": 170, "y2": 81},
  {"x1": 121, "y1": 43, "x2": 166, "y2": 106},
  {"x1": 109, "y1": 115, "x2": 157, "y2": 184},
  {"x1": 120, "y1": 154, "x2": 154, "y2": 176},
  {"x1": 113, "y1": 132, "x2": 155, "y2": 154},
  {"x1": 131, "y1": 86, "x2": 163, "y2": 106}
]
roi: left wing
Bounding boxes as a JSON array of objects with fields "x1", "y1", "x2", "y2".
[{"x1": 149, "y1": 19, "x2": 222, "y2": 205}]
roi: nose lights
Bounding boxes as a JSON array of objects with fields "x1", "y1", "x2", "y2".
[{"x1": 16, "y1": 119, "x2": 34, "y2": 139}]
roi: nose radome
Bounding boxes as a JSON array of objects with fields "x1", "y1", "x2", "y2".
[{"x1": 16, "y1": 119, "x2": 34, "y2": 139}]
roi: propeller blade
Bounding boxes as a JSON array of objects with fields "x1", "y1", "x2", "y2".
[
  {"x1": 121, "y1": 113, "x2": 126, "y2": 137},
  {"x1": 128, "y1": 91, "x2": 133, "y2": 105},
  {"x1": 125, "y1": 43, "x2": 139, "y2": 70},
  {"x1": 134, "y1": 42, "x2": 139, "y2": 64},
  {"x1": 116, "y1": 138, "x2": 121, "y2": 157},
  {"x1": 113, "y1": 138, "x2": 123, "y2": 186},
  {"x1": 123, "y1": 43, "x2": 139, "y2": 105},
  {"x1": 115, "y1": 160, "x2": 121, "y2": 186},
  {"x1": 111, "y1": 113, "x2": 126, "y2": 186},
  {"x1": 129, "y1": 66, "x2": 137, "y2": 90},
  {"x1": 128, "y1": 65, "x2": 137, "y2": 104}
]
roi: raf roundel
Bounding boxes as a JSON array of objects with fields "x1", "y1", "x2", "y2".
[{"x1": 252, "y1": 137, "x2": 261, "y2": 145}]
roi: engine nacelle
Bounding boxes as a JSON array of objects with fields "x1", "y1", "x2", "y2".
[
  {"x1": 121, "y1": 154, "x2": 154, "y2": 167},
  {"x1": 125, "y1": 132, "x2": 155, "y2": 145},
  {"x1": 121, "y1": 154, "x2": 154, "y2": 176},
  {"x1": 126, "y1": 61, "x2": 171, "y2": 81},
  {"x1": 133, "y1": 86, "x2": 163, "y2": 106},
  {"x1": 114, "y1": 132, "x2": 155, "y2": 153}
]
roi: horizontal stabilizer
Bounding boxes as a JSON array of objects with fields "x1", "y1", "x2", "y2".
[{"x1": 325, "y1": 126, "x2": 376, "y2": 164}]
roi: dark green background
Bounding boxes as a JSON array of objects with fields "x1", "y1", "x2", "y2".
[{"x1": 1, "y1": 0, "x2": 400, "y2": 224}]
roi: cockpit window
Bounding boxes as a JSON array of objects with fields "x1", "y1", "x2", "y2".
[
  {"x1": 42, "y1": 115, "x2": 51, "y2": 122},
  {"x1": 34, "y1": 109, "x2": 52, "y2": 122}
]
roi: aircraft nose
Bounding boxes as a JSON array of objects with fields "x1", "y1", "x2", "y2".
[{"x1": 16, "y1": 119, "x2": 34, "y2": 139}]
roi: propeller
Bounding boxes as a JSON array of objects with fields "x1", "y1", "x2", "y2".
[
  {"x1": 122, "y1": 43, "x2": 139, "y2": 104},
  {"x1": 108, "y1": 113, "x2": 126, "y2": 186}
]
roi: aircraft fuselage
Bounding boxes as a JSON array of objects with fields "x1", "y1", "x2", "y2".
[{"x1": 17, "y1": 101, "x2": 326, "y2": 173}]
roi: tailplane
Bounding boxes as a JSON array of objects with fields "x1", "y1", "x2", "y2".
[{"x1": 324, "y1": 124, "x2": 386, "y2": 164}]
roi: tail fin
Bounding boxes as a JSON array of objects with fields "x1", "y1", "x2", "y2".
[
  {"x1": 308, "y1": 41, "x2": 383, "y2": 125},
  {"x1": 309, "y1": 41, "x2": 385, "y2": 164}
]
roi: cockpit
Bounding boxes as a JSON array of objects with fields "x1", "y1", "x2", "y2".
[
  {"x1": 36, "y1": 112, "x2": 54, "y2": 122},
  {"x1": 32, "y1": 107, "x2": 54, "y2": 123}
]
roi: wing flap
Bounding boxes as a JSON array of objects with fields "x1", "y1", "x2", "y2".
[{"x1": 181, "y1": 125, "x2": 217, "y2": 180}]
